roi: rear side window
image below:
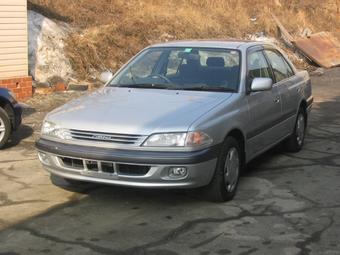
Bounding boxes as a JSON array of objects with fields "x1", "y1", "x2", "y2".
[
  {"x1": 247, "y1": 51, "x2": 272, "y2": 80},
  {"x1": 264, "y1": 50, "x2": 294, "y2": 82}
]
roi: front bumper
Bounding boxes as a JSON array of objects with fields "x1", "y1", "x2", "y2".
[{"x1": 36, "y1": 138, "x2": 219, "y2": 188}]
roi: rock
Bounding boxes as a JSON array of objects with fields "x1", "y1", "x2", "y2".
[
  {"x1": 46, "y1": 76, "x2": 66, "y2": 86},
  {"x1": 67, "y1": 84, "x2": 90, "y2": 91},
  {"x1": 55, "y1": 83, "x2": 67, "y2": 92},
  {"x1": 33, "y1": 81, "x2": 50, "y2": 88}
]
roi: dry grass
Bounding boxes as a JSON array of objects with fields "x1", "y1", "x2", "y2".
[{"x1": 29, "y1": 0, "x2": 340, "y2": 79}]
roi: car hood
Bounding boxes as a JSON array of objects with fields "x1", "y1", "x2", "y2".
[{"x1": 47, "y1": 87, "x2": 233, "y2": 135}]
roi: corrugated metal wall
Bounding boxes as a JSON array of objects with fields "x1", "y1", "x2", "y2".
[{"x1": 0, "y1": 0, "x2": 28, "y2": 79}]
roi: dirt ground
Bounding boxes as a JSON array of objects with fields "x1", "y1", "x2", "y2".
[{"x1": 0, "y1": 68, "x2": 340, "y2": 255}]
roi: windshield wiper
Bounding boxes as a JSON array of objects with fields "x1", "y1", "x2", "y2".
[
  {"x1": 179, "y1": 86, "x2": 236, "y2": 92},
  {"x1": 113, "y1": 84, "x2": 236, "y2": 92},
  {"x1": 116, "y1": 83, "x2": 172, "y2": 89}
]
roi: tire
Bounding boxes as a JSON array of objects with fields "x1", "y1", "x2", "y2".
[
  {"x1": 203, "y1": 136, "x2": 242, "y2": 202},
  {"x1": 284, "y1": 108, "x2": 306, "y2": 152},
  {"x1": 0, "y1": 107, "x2": 11, "y2": 149}
]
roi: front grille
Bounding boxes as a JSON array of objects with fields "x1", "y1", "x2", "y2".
[
  {"x1": 118, "y1": 164, "x2": 150, "y2": 176},
  {"x1": 60, "y1": 157, "x2": 84, "y2": 169},
  {"x1": 101, "y1": 162, "x2": 115, "y2": 173},
  {"x1": 58, "y1": 156, "x2": 151, "y2": 177},
  {"x1": 68, "y1": 129, "x2": 146, "y2": 145},
  {"x1": 85, "y1": 160, "x2": 99, "y2": 172}
]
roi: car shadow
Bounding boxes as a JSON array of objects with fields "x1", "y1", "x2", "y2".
[
  {"x1": 50, "y1": 174, "x2": 202, "y2": 204},
  {"x1": 245, "y1": 143, "x2": 285, "y2": 174},
  {"x1": 3, "y1": 124, "x2": 34, "y2": 149},
  {"x1": 22, "y1": 104, "x2": 36, "y2": 117}
]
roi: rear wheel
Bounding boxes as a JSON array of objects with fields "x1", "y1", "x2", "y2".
[
  {"x1": 285, "y1": 108, "x2": 306, "y2": 152},
  {"x1": 203, "y1": 137, "x2": 242, "y2": 202},
  {"x1": 0, "y1": 107, "x2": 11, "y2": 149}
]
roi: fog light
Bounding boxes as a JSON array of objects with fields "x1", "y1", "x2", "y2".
[
  {"x1": 169, "y1": 167, "x2": 187, "y2": 178},
  {"x1": 38, "y1": 152, "x2": 51, "y2": 165}
]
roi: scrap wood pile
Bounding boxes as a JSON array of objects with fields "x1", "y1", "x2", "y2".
[{"x1": 272, "y1": 15, "x2": 340, "y2": 70}]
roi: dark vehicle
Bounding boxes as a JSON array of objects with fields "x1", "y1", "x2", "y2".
[{"x1": 0, "y1": 88, "x2": 22, "y2": 148}]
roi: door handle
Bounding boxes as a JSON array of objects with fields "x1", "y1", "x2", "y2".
[{"x1": 274, "y1": 96, "x2": 280, "y2": 103}]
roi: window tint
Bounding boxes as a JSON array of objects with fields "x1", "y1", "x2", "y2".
[
  {"x1": 265, "y1": 50, "x2": 294, "y2": 82},
  {"x1": 247, "y1": 51, "x2": 272, "y2": 79}
]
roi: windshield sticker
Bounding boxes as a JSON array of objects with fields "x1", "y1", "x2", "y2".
[{"x1": 184, "y1": 48, "x2": 192, "y2": 53}]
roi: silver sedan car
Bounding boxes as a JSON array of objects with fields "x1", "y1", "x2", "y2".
[{"x1": 36, "y1": 40, "x2": 313, "y2": 202}]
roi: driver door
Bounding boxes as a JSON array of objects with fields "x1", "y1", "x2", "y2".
[{"x1": 246, "y1": 49, "x2": 283, "y2": 158}]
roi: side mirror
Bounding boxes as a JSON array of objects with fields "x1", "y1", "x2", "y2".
[
  {"x1": 250, "y1": 78, "x2": 273, "y2": 92},
  {"x1": 100, "y1": 71, "x2": 114, "y2": 84}
]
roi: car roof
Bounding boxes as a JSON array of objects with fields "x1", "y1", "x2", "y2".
[{"x1": 149, "y1": 40, "x2": 268, "y2": 50}]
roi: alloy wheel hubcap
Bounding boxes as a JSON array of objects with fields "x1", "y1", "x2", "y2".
[
  {"x1": 296, "y1": 114, "x2": 305, "y2": 146},
  {"x1": 224, "y1": 147, "x2": 240, "y2": 192},
  {"x1": 0, "y1": 117, "x2": 5, "y2": 141}
]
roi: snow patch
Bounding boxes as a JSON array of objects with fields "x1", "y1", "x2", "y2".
[{"x1": 28, "y1": 11, "x2": 73, "y2": 83}]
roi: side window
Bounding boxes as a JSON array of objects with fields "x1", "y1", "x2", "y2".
[
  {"x1": 247, "y1": 51, "x2": 272, "y2": 80},
  {"x1": 264, "y1": 50, "x2": 294, "y2": 82}
]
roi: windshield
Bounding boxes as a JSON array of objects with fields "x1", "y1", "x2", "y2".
[{"x1": 109, "y1": 47, "x2": 241, "y2": 92}]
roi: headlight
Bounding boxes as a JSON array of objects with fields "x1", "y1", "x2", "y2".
[
  {"x1": 41, "y1": 121, "x2": 70, "y2": 139},
  {"x1": 143, "y1": 133, "x2": 187, "y2": 147},
  {"x1": 142, "y1": 131, "x2": 212, "y2": 147},
  {"x1": 41, "y1": 121, "x2": 57, "y2": 135}
]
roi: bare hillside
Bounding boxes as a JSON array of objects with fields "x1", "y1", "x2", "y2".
[{"x1": 28, "y1": 0, "x2": 340, "y2": 80}]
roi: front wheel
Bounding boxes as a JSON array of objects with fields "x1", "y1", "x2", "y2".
[
  {"x1": 203, "y1": 137, "x2": 242, "y2": 202},
  {"x1": 284, "y1": 108, "x2": 306, "y2": 152}
]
